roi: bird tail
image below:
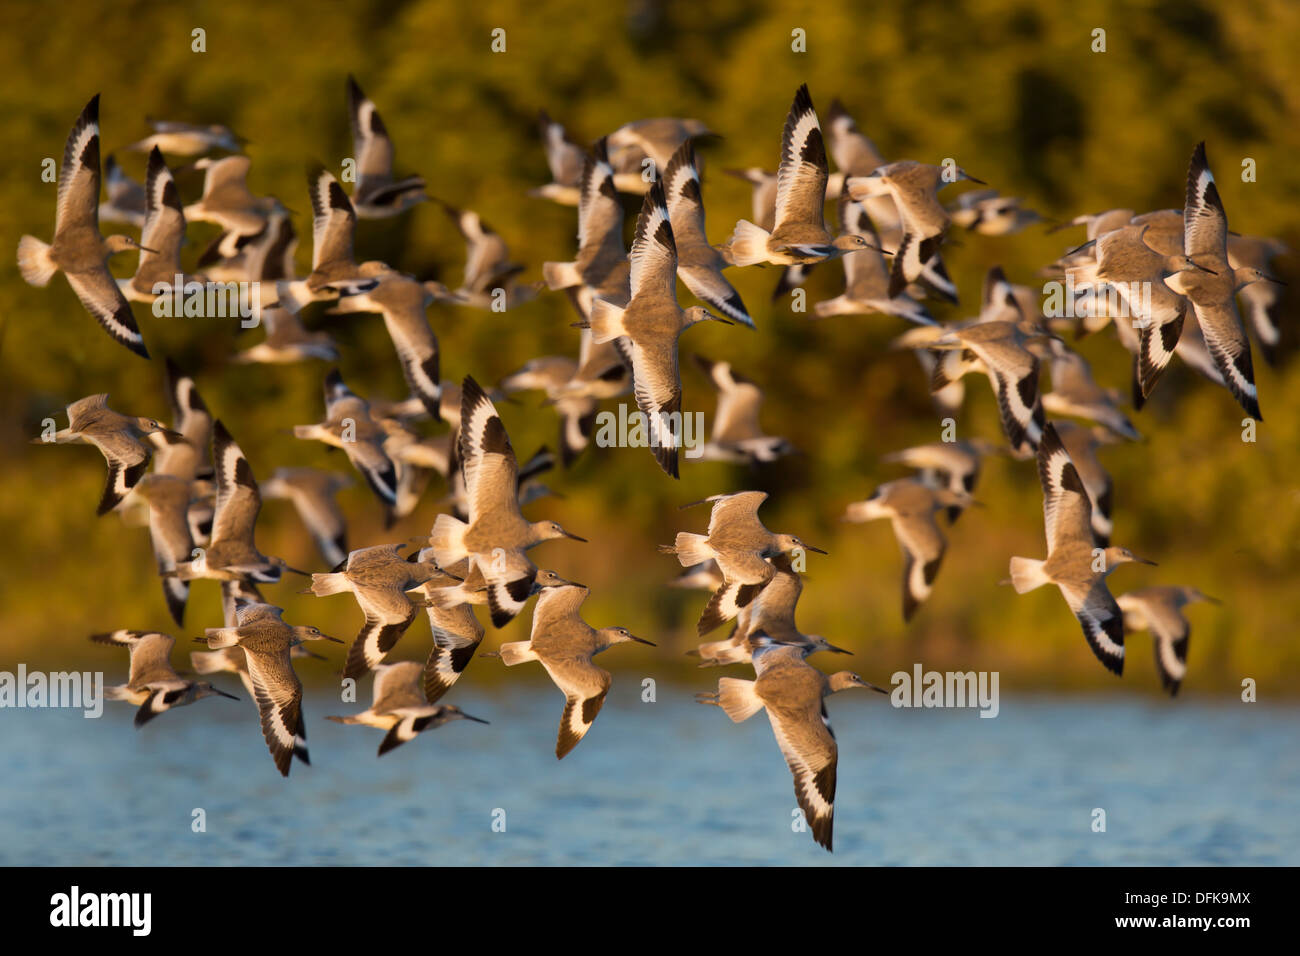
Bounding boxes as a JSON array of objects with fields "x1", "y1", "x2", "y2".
[
  {"x1": 725, "y1": 219, "x2": 771, "y2": 268},
  {"x1": 671, "y1": 532, "x2": 714, "y2": 568},
  {"x1": 1008, "y1": 556, "x2": 1050, "y2": 594},
  {"x1": 587, "y1": 298, "x2": 627, "y2": 344},
  {"x1": 497, "y1": 641, "x2": 538, "y2": 667},
  {"x1": 17, "y1": 235, "x2": 57, "y2": 287},
  {"x1": 429, "y1": 513, "x2": 469, "y2": 567},
  {"x1": 542, "y1": 260, "x2": 582, "y2": 291},
  {"x1": 103, "y1": 684, "x2": 135, "y2": 701},
  {"x1": 813, "y1": 295, "x2": 854, "y2": 318},
  {"x1": 308, "y1": 571, "x2": 351, "y2": 597},
  {"x1": 203, "y1": 627, "x2": 241, "y2": 649},
  {"x1": 716, "y1": 677, "x2": 764, "y2": 723},
  {"x1": 325, "y1": 714, "x2": 361, "y2": 725}
]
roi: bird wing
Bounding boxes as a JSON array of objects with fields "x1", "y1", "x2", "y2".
[{"x1": 773, "y1": 85, "x2": 829, "y2": 234}]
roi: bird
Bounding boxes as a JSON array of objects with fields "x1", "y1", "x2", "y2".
[
  {"x1": 948, "y1": 189, "x2": 1044, "y2": 235},
  {"x1": 170, "y1": 420, "x2": 302, "y2": 584},
  {"x1": 843, "y1": 478, "x2": 970, "y2": 620},
  {"x1": 660, "y1": 139, "x2": 753, "y2": 327},
  {"x1": 233, "y1": 302, "x2": 339, "y2": 364},
  {"x1": 1227, "y1": 234, "x2": 1291, "y2": 367},
  {"x1": 182, "y1": 155, "x2": 284, "y2": 257},
  {"x1": 493, "y1": 584, "x2": 653, "y2": 759},
  {"x1": 325, "y1": 267, "x2": 444, "y2": 418},
  {"x1": 201, "y1": 602, "x2": 341, "y2": 776},
  {"x1": 927, "y1": 318, "x2": 1053, "y2": 456},
  {"x1": 529, "y1": 109, "x2": 587, "y2": 205},
  {"x1": 1007, "y1": 423, "x2": 1156, "y2": 675},
  {"x1": 326, "y1": 661, "x2": 487, "y2": 756},
  {"x1": 131, "y1": 474, "x2": 198, "y2": 625},
  {"x1": 697, "y1": 635, "x2": 886, "y2": 851},
  {"x1": 275, "y1": 165, "x2": 377, "y2": 314},
  {"x1": 692, "y1": 355, "x2": 794, "y2": 465},
  {"x1": 606, "y1": 116, "x2": 714, "y2": 182},
  {"x1": 32, "y1": 394, "x2": 183, "y2": 516},
  {"x1": 726, "y1": 85, "x2": 880, "y2": 267},
  {"x1": 190, "y1": 639, "x2": 322, "y2": 766},
  {"x1": 155, "y1": 359, "x2": 214, "y2": 485},
  {"x1": 1040, "y1": 421, "x2": 1120, "y2": 547},
  {"x1": 421, "y1": 599, "x2": 486, "y2": 705},
  {"x1": 586, "y1": 180, "x2": 732, "y2": 477},
  {"x1": 118, "y1": 148, "x2": 194, "y2": 303},
  {"x1": 293, "y1": 370, "x2": 400, "y2": 508},
  {"x1": 1041, "y1": 345, "x2": 1140, "y2": 440},
  {"x1": 429, "y1": 377, "x2": 587, "y2": 627},
  {"x1": 92, "y1": 630, "x2": 238, "y2": 727},
  {"x1": 98, "y1": 154, "x2": 146, "y2": 227},
  {"x1": 813, "y1": 194, "x2": 935, "y2": 325},
  {"x1": 689, "y1": 553, "x2": 850, "y2": 666},
  {"x1": 434, "y1": 200, "x2": 536, "y2": 309},
  {"x1": 847, "y1": 158, "x2": 985, "y2": 297},
  {"x1": 307, "y1": 544, "x2": 453, "y2": 679},
  {"x1": 879, "y1": 439, "x2": 999, "y2": 523},
  {"x1": 1164, "y1": 143, "x2": 1280, "y2": 420},
  {"x1": 124, "y1": 119, "x2": 243, "y2": 156},
  {"x1": 345, "y1": 75, "x2": 429, "y2": 218},
  {"x1": 1115, "y1": 586, "x2": 1220, "y2": 696},
  {"x1": 260, "y1": 467, "x2": 353, "y2": 568},
  {"x1": 542, "y1": 138, "x2": 631, "y2": 314},
  {"x1": 1084, "y1": 221, "x2": 1211, "y2": 403},
  {"x1": 664, "y1": 491, "x2": 825, "y2": 635},
  {"x1": 18, "y1": 94, "x2": 152, "y2": 358}
]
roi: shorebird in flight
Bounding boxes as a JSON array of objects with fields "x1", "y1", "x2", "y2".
[
  {"x1": 493, "y1": 583, "x2": 652, "y2": 759},
  {"x1": 346, "y1": 75, "x2": 429, "y2": 218},
  {"x1": 93, "y1": 630, "x2": 238, "y2": 727},
  {"x1": 697, "y1": 635, "x2": 886, "y2": 852},
  {"x1": 327, "y1": 661, "x2": 487, "y2": 756},
  {"x1": 1007, "y1": 423, "x2": 1156, "y2": 675},
  {"x1": 18, "y1": 94, "x2": 153, "y2": 358}
]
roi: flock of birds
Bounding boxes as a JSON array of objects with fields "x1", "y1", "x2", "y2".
[{"x1": 18, "y1": 77, "x2": 1289, "y2": 852}]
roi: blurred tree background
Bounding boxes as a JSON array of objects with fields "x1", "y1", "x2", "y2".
[{"x1": 2, "y1": 0, "x2": 1298, "y2": 695}]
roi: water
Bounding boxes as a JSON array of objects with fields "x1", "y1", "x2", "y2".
[{"x1": 2, "y1": 684, "x2": 1296, "y2": 865}]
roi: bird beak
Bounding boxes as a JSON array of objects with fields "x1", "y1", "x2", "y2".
[
  {"x1": 710, "y1": 314, "x2": 733, "y2": 325},
  {"x1": 1137, "y1": 557, "x2": 1158, "y2": 566},
  {"x1": 320, "y1": 634, "x2": 345, "y2": 644},
  {"x1": 136, "y1": 244, "x2": 160, "y2": 255},
  {"x1": 1264, "y1": 273, "x2": 1287, "y2": 285},
  {"x1": 827, "y1": 643, "x2": 853, "y2": 655},
  {"x1": 1201, "y1": 594, "x2": 1223, "y2": 605},
  {"x1": 803, "y1": 545, "x2": 828, "y2": 555},
  {"x1": 214, "y1": 688, "x2": 240, "y2": 700},
  {"x1": 282, "y1": 565, "x2": 312, "y2": 576},
  {"x1": 1192, "y1": 261, "x2": 1217, "y2": 275},
  {"x1": 461, "y1": 713, "x2": 490, "y2": 724},
  {"x1": 562, "y1": 531, "x2": 588, "y2": 542},
  {"x1": 962, "y1": 174, "x2": 988, "y2": 185},
  {"x1": 628, "y1": 634, "x2": 657, "y2": 646}
]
